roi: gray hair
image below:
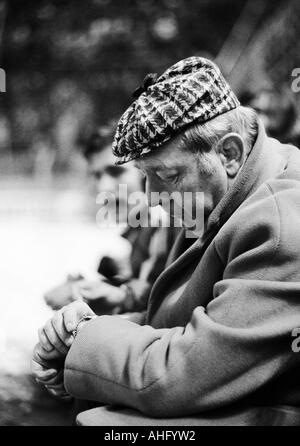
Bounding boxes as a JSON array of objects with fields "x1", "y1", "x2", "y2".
[{"x1": 180, "y1": 106, "x2": 259, "y2": 156}]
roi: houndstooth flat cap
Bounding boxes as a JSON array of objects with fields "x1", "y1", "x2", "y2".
[{"x1": 112, "y1": 57, "x2": 240, "y2": 164}]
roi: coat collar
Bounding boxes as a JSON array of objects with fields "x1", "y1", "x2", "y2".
[{"x1": 146, "y1": 120, "x2": 287, "y2": 322}]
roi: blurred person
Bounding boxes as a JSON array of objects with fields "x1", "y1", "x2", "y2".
[
  {"x1": 33, "y1": 57, "x2": 300, "y2": 426},
  {"x1": 248, "y1": 85, "x2": 300, "y2": 147},
  {"x1": 44, "y1": 126, "x2": 178, "y2": 315}
]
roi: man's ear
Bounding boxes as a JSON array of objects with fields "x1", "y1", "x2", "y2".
[{"x1": 216, "y1": 133, "x2": 246, "y2": 178}]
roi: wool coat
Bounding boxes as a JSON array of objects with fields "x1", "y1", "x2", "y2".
[{"x1": 64, "y1": 122, "x2": 300, "y2": 422}]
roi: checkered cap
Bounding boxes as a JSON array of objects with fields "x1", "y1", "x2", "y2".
[{"x1": 112, "y1": 57, "x2": 240, "y2": 164}]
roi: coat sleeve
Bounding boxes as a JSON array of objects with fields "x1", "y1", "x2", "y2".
[{"x1": 64, "y1": 184, "x2": 300, "y2": 417}]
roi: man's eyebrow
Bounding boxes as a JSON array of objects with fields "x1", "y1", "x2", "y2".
[
  {"x1": 134, "y1": 160, "x2": 161, "y2": 170},
  {"x1": 134, "y1": 159, "x2": 176, "y2": 171}
]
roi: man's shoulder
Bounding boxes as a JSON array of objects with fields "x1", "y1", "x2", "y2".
[
  {"x1": 216, "y1": 173, "x2": 300, "y2": 265},
  {"x1": 232, "y1": 159, "x2": 300, "y2": 228}
]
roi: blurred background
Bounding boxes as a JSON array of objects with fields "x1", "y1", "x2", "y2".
[{"x1": 1, "y1": 0, "x2": 300, "y2": 425}]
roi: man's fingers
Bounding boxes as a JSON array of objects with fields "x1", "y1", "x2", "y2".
[
  {"x1": 33, "y1": 366, "x2": 57, "y2": 380},
  {"x1": 36, "y1": 370, "x2": 63, "y2": 386},
  {"x1": 62, "y1": 305, "x2": 78, "y2": 332},
  {"x1": 79, "y1": 280, "x2": 107, "y2": 297},
  {"x1": 38, "y1": 327, "x2": 54, "y2": 352},
  {"x1": 51, "y1": 311, "x2": 73, "y2": 347},
  {"x1": 45, "y1": 381, "x2": 65, "y2": 392},
  {"x1": 34, "y1": 369, "x2": 58, "y2": 382},
  {"x1": 43, "y1": 319, "x2": 69, "y2": 355},
  {"x1": 80, "y1": 288, "x2": 104, "y2": 301},
  {"x1": 77, "y1": 279, "x2": 100, "y2": 290},
  {"x1": 46, "y1": 387, "x2": 72, "y2": 400},
  {"x1": 62, "y1": 301, "x2": 94, "y2": 332},
  {"x1": 31, "y1": 360, "x2": 57, "y2": 381},
  {"x1": 36, "y1": 344, "x2": 65, "y2": 361},
  {"x1": 70, "y1": 283, "x2": 84, "y2": 301},
  {"x1": 34, "y1": 367, "x2": 71, "y2": 400}
]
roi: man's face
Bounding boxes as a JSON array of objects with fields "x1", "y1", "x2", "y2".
[
  {"x1": 87, "y1": 145, "x2": 143, "y2": 210},
  {"x1": 134, "y1": 134, "x2": 229, "y2": 231}
]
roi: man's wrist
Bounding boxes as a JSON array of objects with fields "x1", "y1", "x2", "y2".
[{"x1": 72, "y1": 315, "x2": 97, "y2": 338}]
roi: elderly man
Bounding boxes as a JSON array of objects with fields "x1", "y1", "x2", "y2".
[{"x1": 32, "y1": 57, "x2": 300, "y2": 425}]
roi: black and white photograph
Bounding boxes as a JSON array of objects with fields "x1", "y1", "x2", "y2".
[{"x1": 1, "y1": 0, "x2": 300, "y2": 429}]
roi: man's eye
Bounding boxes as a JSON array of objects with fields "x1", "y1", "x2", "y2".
[
  {"x1": 156, "y1": 172, "x2": 178, "y2": 183},
  {"x1": 168, "y1": 175, "x2": 179, "y2": 184},
  {"x1": 163, "y1": 174, "x2": 179, "y2": 183}
]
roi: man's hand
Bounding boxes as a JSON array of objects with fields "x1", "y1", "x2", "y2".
[
  {"x1": 74, "y1": 280, "x2": 127, "y2": 314},
  {"x1": 38, "y1": 301, "x2": 96, "y2": 355},
  {"x1": 35, "y1": 301, "x2": 96, "y2": 398},
  {"x1": 44, "y1": 274, "x2": 84, "y2": 310},
  {"x1": 31, "y1": 342, "x2": 71, "y2": 400}
]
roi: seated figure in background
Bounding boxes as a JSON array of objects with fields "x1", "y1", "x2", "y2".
[
  {"x1": 44, "y1": 125, "x2": 179, "y2": 316},
  {"x1": 243, "y1": 84, "x2": 300, "y2": 148}
]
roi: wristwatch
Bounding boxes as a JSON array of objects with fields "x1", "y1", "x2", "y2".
[{"x1": 72, "y1": 314, "x2": 96, "y2": 338}]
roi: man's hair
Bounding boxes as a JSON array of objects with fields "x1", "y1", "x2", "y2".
[
  {"x1": 180, "y1": 106, "x2": 259, "y2": 157},
  {"x1": 82, "y1": 123, "x2": 116, "y2": 160}
]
